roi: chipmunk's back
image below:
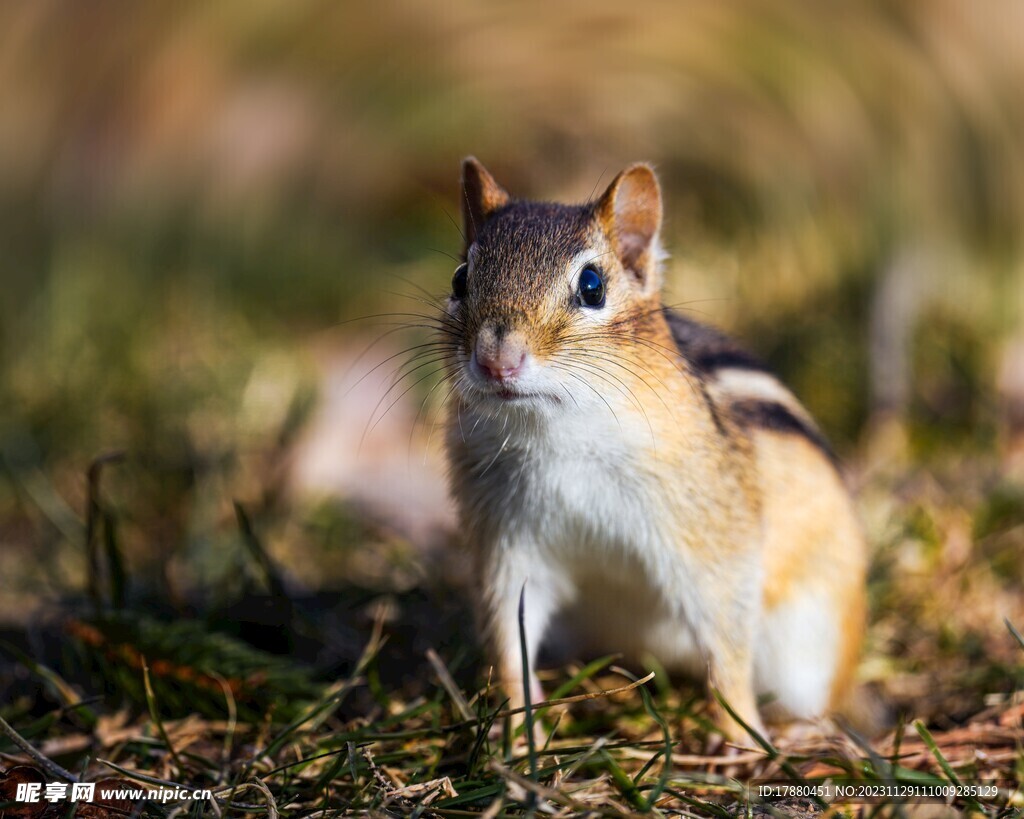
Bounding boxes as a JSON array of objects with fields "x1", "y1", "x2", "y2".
[
  {"x1": 664, "y1": 309, "x2": 866, "y2": 717},
  {"x1": 664, "y1": 309, "x2": 837, "y2": 467}
]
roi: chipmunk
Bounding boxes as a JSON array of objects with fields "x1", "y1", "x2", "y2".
[{"x1": 441, "y1": 158, "x2": 867, "y2": 739}]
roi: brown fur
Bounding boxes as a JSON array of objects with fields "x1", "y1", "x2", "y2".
[{"x1": 441, "y1": 158, "x2": 868, "y2": 740}]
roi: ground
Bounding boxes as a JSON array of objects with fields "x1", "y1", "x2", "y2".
[{"x1": 1, "y1": 446, "x2": 1022, "y2": 817}]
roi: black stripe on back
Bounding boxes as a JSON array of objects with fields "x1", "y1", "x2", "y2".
[
  {"x1": 695, "y1": 348, "x2": 773, "y2": 374},
  {"x1": 662, "y1": 307, "x2": 840, "y2": 468},
  {"x1": 729, "y1": 399, "x2": 839, "y2": 468},
  {"x1": 663, "y1": 308, "x2": 773, "y2": 376}
]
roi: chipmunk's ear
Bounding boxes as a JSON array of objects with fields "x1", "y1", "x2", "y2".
[
  {"x1": 461, "y1": 157, "x2": 510, "y2": 247},
  {"x1": 596, "y1": 164, "x2": 663, "y2": 291}
]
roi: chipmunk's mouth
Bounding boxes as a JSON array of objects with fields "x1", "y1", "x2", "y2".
[
  {"x1": 493, "y1": 387, "x2": 551, "y2": 403},
  {"x1": 470, "y1": 383, "x2": 561, "y2": 406}
]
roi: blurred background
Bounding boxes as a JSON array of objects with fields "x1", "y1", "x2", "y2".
[{"x1": 1, "y1": 0, "x2": 1023, "y2": 722}]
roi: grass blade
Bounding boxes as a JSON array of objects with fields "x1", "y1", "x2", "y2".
[
  {"x1": 1006, "y1": 618, "x2": 1024, "y2": 652},
  {"x1": 548, "y1": 655, "x2": 619, "y2": 701},
  {"x1": 0, "y1": 714, "x2": 78, "y2": 782},
  {"x1": 516, "y1": 583, "x2": 538, "y2": 792},
  {"x1": 913, "y1": 719, "x2": 985, "y2": 813},
  {"x1": 142, "y1": 659, "x2": 185, "y2": 772}
]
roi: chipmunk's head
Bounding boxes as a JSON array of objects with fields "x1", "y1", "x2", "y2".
[{"x1": 444, "y1": 157, "x2": 666, "y2": 414}]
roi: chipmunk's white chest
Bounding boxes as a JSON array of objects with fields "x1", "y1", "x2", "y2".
[
  {"x1": 505, "y1": 419, "x2": 707, "y2": 668},
  {"x1": 467, "y1": 408, "x2": 700, "y2": 606},
  {"x1": 503, "y1": 412, "x2": 665, "y2": 548}
]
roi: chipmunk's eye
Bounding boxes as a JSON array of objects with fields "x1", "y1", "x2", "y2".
[
  {"x1": 577, "y1": 266, "x2": 605, "y2": 308},
  {"x1": 451, "y1": 263, "x2": 468, "y2": 300}
]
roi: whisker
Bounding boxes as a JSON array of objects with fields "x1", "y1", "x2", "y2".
[
  {"x1": 508, "y1": 430, "x2": 533, "y2": 499},
  {"x1": 477, "y1": 430, "x2": 512, "y2": 478},
  {"x1": 334, "y1": 310, "x2": 465, "y2": 332},
  {"x1": 346, "y1": 339, "x2": 458, "y2": 397},
  {"x1": 344, "y1": 323, "x2": 431, "y2": 382},
  {"x1": 469, "y1": 411, "x2": 485, "y2": 439},
  {"x1": 382, "y1": 354, "x2": 458, "y2": 402},
  {"x1": 558, "y1": 381, "x2": 580, "y2": 410},
  {"x1": 658, "y1": 298, "x2": 733, "y2": 321},
  {"x1": 554, "y1": 355, "x2": 655, "y2": 446},
  {"x1": 587, "y1": 166, "x2": 609, "y2": 202},
  {"x1": 365, "y1": 350, "x2": 456, "y2": 422},
  {"x1": 424, "y1": 375, "x2": 465, "y2": 460},
  {"x1": 427, "y1": 247, "x2": 461, "y2": 263},
  {"x1": 564, "y1": 328, "x2": 701, "y2": 404},
  {"x1": 385, "y1": 352, "x2": 457, "y2": 392},
  {"x1": 438, "y1": 201, "x2": 466, "y2": 246},
  {"x1": 381, "y1": 289, "x2": 450, "y2": 314},
  {"x1": 461, "y1": 184, "x2": 478, "y2": 243},
  {"x1": 572, "y1": 249, "x2": 615, "y2": 278},
  {"x1": 547, "y1": 363, "x2": 622, "y2": 433},
  {"x1": 562, "y1": 340, "x2": 675, "y2": 417},
  {"x1": 594, "y1": 346, "x2": 676, "y2": 402},
  {"x1": 411, "y1": 360, "x2": 463, "y2": 454},
  {"x1": 386, "y1": 275, "x2": 455, "y2": 308},
  {"x1": 361, "y1": 362, "x2": 458, "y2": 451}
]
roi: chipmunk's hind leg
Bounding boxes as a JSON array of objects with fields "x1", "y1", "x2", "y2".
[
  {"x1": 755, "y1": 592, "x2": 841, "y2": 720},
  {"x1": 749, "y1": 433, "x2": 868, "y2": 722}
]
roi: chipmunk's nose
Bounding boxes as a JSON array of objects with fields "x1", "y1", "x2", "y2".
[{"x1": 474, "y1": 327, "x2": 527, "y2": 383}]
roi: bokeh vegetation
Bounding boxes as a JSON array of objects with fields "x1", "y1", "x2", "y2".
[{"x1": 1, "y1": 1, "x2": 1023, "y2": 815}]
